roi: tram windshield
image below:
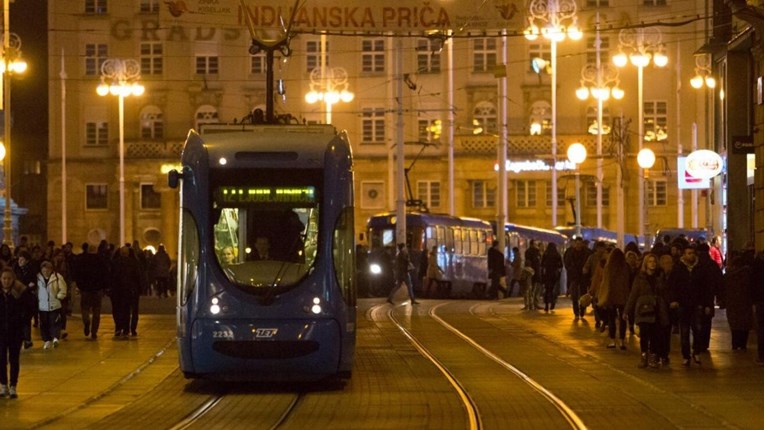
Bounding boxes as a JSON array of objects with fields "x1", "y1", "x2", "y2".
[{"x1": 211, "y1": 170, "x2": 321, "y2": 293}]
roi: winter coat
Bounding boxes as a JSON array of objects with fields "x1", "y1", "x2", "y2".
[
  {"x1": 75, "y1": 252, "x2": 110, "y2": 292},
  {"x1": 724, "y1": 266, "x2": 753, "y2": 331},
  {"x1": 0, "y1": 280, "x2": 35, "y2": 342},
  {"x1": 151, "y1": 249, "x2": 172, "y2": 279},
  {"x1": 625, "y1": 271, "x2": 670, "y2": 326},
  {"x1": 37, "y1": 272, "x2": 68, "y2": 312},
  {"x1": 394, "y1": 250, "x2": 412, "y2": 281},
  {"x1": 426, "y1": 252, "x2": 443, "y2": 280},
  {"x1": 540, "y1": 248, "x2": 563, "y2": 285},
  {"x1": 598, "y1": 260, "x2": 631, "y2": 308},
  {"x1": 111, "y1": 255, "x2": 143, "y2": 299},
  {"x1": 488, "y1": 247, "x2": 505, "y2": 279},
  {"x1": 668, "y1": 259, "x2": 715, "y2": 311}
]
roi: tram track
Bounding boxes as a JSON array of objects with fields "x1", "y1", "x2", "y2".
[{"x1": 166, "y1": 391, "x2": 304, "y2": 430}]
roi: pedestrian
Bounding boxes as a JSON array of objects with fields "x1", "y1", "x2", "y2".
[
  {"x1": 525, "y1": 240, "x2": 542, "y2": 309},
  {"x1": 564, "y1": 237, "x2": 591, "y2": 320},
  {"x1": 540, "y1": 242, "x2": 562, "y2": 312},
  {"x1": 624, "y1": 253, "x2": 667, "y2": 368},
  {"x1": 110, "y1": 246, "x2": 142, "y2": 337},
  {"x1": 723, "y1": 252, "x2": 753, "y2": 350},
  {"x1": 625, "y1": 250, "x2": 641, "y2": 336},
  {"x1": 36, "y1": 261, "x2": 68, "y2": 350},
  {"x1": 588, "y1": 245, "x2": 611, "y2": 331},
  {"x1": 423, "y1": 246, "x2": 444, "y2": 298},
  {"x1": 387, "y1": 243, "x2": 419, "y2": 305},
  {"x1": 520, "y1": 260, "x2": 535, "y2": 311},
  {"x1": 51, "y1": 249, "x2": 71, "y2": 340},
  {"x1": 508, "y1": 247, "x2": 522, "y2": 297},
  {"x1": 668, "y1": 244, "x2": 714, "y2": 366},
  {"x1": 151, "y1": 245, "x2": 172, "y2": 298},
  {"x1": 75, "y1": 243, "x2": 110, "y2": 340},
  {"x1": 709, "y1": 236, "x2": 723, "y2": 269},
  {"x1": 599, "y1": 248, "x2": 631, "y2": 349},
  {"x1": 0, "y1": 268, "x2": 35, "y2": 398},
  {"x1": 695, "y1": 243, "x2": 723, "y2": 352},
  {"x1": 488, "y1": 240, "x2": 506, "y2": 300},
  {"x1": 12, "y1": 251, "x2": 37, "y2": 350},
  {"x1": 655, "y1": 254, "x2": 675, "y2": 365}
]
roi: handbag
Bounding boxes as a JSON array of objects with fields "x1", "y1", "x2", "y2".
[
  {"x1": 579, "y1": 293, "x2": 592, "y2": 307},
  {"x1": 636, "y1": 294, "x2": 657, "y2": 316}
]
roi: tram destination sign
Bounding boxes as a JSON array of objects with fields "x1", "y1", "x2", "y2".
[
  {"x1": 161, "y1": 0, "x2": 523, "y2": 35},
  {"x1": 216, "y1": 186, "x2": 316, "y2": 205}
]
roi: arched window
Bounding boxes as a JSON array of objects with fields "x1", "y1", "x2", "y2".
[
  {"x1": 195, "y1": 105, "x2": 219, "y2": 130},
  {"x1": 140, "y1": 105, "x2": 164, "y2": 139},
  {"x1": 529, "y1": 100, "x2": 551, "y2": 135},
  {"x1": 473, "y1": 101, "x2": 497, "y2": 135}
]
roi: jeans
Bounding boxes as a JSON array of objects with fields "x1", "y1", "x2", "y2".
[
  {"x1": 388, "y1": 273, "x2": 416, "y2": 302},
  {"x1": 638, "y1": 322, "x2": 656, "y2": 354},
  {"x1": 679, "y1": 306, "x2": 704, "y2": 359},
  {"x1": 80, "y1": 290, "x2": 104, "y2": 336},
  {"x1": 570, "y1": 280, "x2": 585, "y2": 317},
  {"x1": 39, "y1": 309, "x2": 62, "y2": 342},
  {"x1": 0, "y1": 336, "x2": 22, "y2": 386}
]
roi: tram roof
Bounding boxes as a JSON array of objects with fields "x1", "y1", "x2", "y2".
[
  {"x1": 195, "y1": 124, "x2": 340, "y2": 167},
  {"x1": 367, "y1": 212, "x2": 492, "y2": 229}
]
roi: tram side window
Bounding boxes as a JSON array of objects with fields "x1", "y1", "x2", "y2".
[
  {"x1": 453, "y1": 228, "x2": 462, "y2": 254},
  {"x1": 425, "y1": 226, "x2": 436, "y2": 250},
  {"x1": 446, "y1": 227, "x2": 454, "y2": 252},
  {"x1": 409, "y1": 227, "x2": 425, "y2": 251},
  {"x1": 333, "y1": 207, "x2": 356, "y2": 304},
  {"x1": 478, "y1": 230, "x2": 487, "y2": 255}
]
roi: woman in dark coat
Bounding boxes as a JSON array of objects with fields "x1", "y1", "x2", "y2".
[
  {"x1": 540, "y1": 243, "x2": 563, "y2": 312},
  {"x1": 0, "y1": 268, "x2": 35, "y2": 398},
  {"x1": 724, "y1": 253, "x2": 753, "y2": 350},
  {"x1": 625, "y1": 253, "x2": 669, "y2": 368},
  {"x1": 110, "y1": 246, "x2": 143, "y2": 337}
]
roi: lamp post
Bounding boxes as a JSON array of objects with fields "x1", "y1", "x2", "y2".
[
  {"x1": 0, "y1": 24, "x2": 27, "y2": 246},
  {"x1": 567, "y1": 143, "x2": 587, "y2": 237},
  {"x1": 97, "y1": 58, "x2": 144, "y2": 246},
  {"x1": 576, "y1": 62, "x2": 624, "y2": 229},
  {"x1": 637, "y1": 147, "x2": 657, "y2": 243},
  {"x1": 305, "y1": 66, "x2": 353, "y2": 124},
  {"x1": 612, "y1": 27, "x2": 667, "y2": 242},
  {"x1": 524, "y1": 0, "x2": 582, "y2": 229}
]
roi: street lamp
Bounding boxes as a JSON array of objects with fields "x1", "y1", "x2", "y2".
[
  {"x1": 690, "y1": 54, "x2": 716, "y2": 89},
  {"x1": 576, "y1": 62, "x2": 623, "y2": 229},
  {"x1": 97, "y1": 58, "x2": 144, "y2": 246},
  {"x1": 524, "y1": 0, "x2": 582, "y2": 228},
  {"x1": 567, "y1": 142, "x2": 587, "y2": 237},
  {"x1": 612, "y1": 27, "x2": 666, "y2": 241},
  {"x1": 637, "y1": 148, "x2": 656, "y2": 243},
  {"x1": 305, "y1": 66, "x2": 353, "y2": 124},
  {"x1": 1, "y1": 29, "x2": 27, "y2": 246}
]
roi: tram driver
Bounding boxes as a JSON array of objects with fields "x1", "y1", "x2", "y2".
[{"x1": 251, "y1": 237, "x2": 271, "y2": 260}]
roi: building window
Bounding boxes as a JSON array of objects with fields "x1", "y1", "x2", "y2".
[
  {"x1": 416, "y1": 38, "x2": 441, "y2": 73},
  {"x1": 545, "y1": 181, "x2": 566, "y2": 207},
  {"x1": 472, "y1": 180, "x2": 495, "y2": 208},
  {"x1": 195, "y1": 55, "x2": 219, "y2": 75},
  {"x1": 643, "y1": 100, "x2": 668, "y2": 142},
  {"x1": 586, "y1": 105, "x2": 612, "y2": 134},
  {"x1": 473, "y1": 38, "x2": 496, "y2": 73},
  {"x1": 361, "y1": 107, "x2": 385, "y2": 144},
  {"x1": 140, "y1": 106, "x2": 164, "y2": 139},
  {"x1": 418, "y1": 118, "x2": 441, "y2": 143},
  {"x1": 643, "y1": 0, "x2": 667, "y2": 6},
  {"x1": 648, "y1": 179, "x2": 667, "y2": 206},
  {"x1": 195, "y1": 105, "x2": 219, "y2": 130},
  {"x1": 85, "y1": 0, "x2": 107, "y2": 14},
  {"x1": 250, "y1": 52, "x2": 266, "y2": 74},
  {"x1": 140, "y1": 42, "x2": 163, "y2": 75},
  {"x1": 306, "y1": 39, "x2": 329, "y2": 72},
  {"x1": 473, "y1": 101, "x2": 497, "y2": 135},
  {"x1": 417, "y1": 181, "x2": 441, "y2": 208},
  {"x1": 361, "y1": 38, "x2": 385, "y2": 73},
  {"x1": 86, "y1": 184, "x2": 108, "y2": 210},
  {"x1": 528, "y1": 43, "x2": 551, "y2": 72},
  {"x1": 85, "y1": 122, "x2": 108, "y2": 146},
  {"x1": 140, "y1": 0, "x2": 159, "y2": 13},
  {"x1": 85, "y1": 43, "x2": 108, "y2": 76},
  {"x1": 140, "y1": 184, "x2": 162, "y2": 210},
  {"x1": 515, "y1": 180, "x2": 537, "y2": 208},
  {"x1": 529, "y1": 100, "x2": 552, "y2": 135},
  {"x1": 586, "y1": 36, "x2": 610, "y2": 64},
  {"x1": 585, "y1": 182, "x2": 610, "y2": 207}
]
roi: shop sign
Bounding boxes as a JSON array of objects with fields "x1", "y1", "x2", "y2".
[
  {"x1": 677, "y1": 157, "x2": 709, "y2": 190},
  {"x1": 685, "y1": 150, "x2": 723, "y2": 180}
]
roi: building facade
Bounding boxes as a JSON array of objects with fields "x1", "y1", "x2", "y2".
[{"x1": 45, "y1": 0, "x2": 757, "y2": 256}]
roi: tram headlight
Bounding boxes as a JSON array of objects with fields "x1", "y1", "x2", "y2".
[
  {"x1": 369, "y1": 263, "x2": 382, "y2": 275},
  {"x1": 308, "y1": 296, "x2": 322, "y2": 314},
  {"x1": 210, "y1": 297, "x2": 221, "y2": 315}
]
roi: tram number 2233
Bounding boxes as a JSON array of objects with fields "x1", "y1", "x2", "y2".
[{"x1": 212, "y1": 330, "x2": 234, "y2": 339}]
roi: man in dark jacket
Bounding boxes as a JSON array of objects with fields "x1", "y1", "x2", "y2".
[
  {"x1": 75, "y1": 243, "x2": 110, "y2": 340},
  {"x1": 668, "y1": 244, "x2": 715, "y2": 366},
  {"x1": 695, "y1": 243, "x2": 723, "y2": 352},
  {"x1": 525, "y1": 240, "x2": 542, "y2": 308},
  {"x1": 564, "y1": 237, "x2": 591, "y2": 320},
  {"x1": 12, "y1": 251, "x2": 37, "y2": 349},
  {"x1": 487, "y1": 240, "x2": 506, "y2": 299}
]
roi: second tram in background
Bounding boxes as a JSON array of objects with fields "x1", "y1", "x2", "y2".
[{"x1": 168, "y1": 122, "x2": 356, "y2": 381}]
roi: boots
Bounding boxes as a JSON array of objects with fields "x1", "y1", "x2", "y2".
[{"x1": 638, "y1": 353, "x2": 648, "y2": 368}]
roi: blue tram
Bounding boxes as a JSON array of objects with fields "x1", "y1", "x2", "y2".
[
  {"x1": 168, "y1": 124, "x2": 356, "y2": 381},
  {"x1": 555, "y1": 226, "x2": 644, "y2": 249},
  {"x1": 366, "y1": 212, "x2": 493, "y2": 298}
]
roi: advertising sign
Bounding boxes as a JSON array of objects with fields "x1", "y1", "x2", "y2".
[
  {"x1": 677, "y1": 157, "x2": 709, "y2": 190},
  {"x1": 160, "y1": 0, "x2": 524, "y2": 35},
  {"x1": 685, "y1": 149, "x2": 724, "y2": 180}
]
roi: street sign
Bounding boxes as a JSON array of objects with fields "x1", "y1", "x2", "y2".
[{"x1": 160, "y1": 0, "x2": 524, "y2": 35}]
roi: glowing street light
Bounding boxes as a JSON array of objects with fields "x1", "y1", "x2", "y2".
[
  {"x1": 567, "y1": 142, "x2": 587, "y2": 237},
  {"x1": 1, "y1": 29, "x2": 26, "y2": 246},
  {"x1": 305, "y1": 66, "x2": 353, "y2": 125},
  {"x1": 525, "y1": 0, "x2": 581, "y2": 229},
  {"x1": 612, "y1": 27, "x2": 666, "y2": 241},
  {"x1": 690, "y1": 54, "x2": 716, "y2": 89},
  {"x1": 96, "y1": 58, "x2": 144, "y2": 246}
]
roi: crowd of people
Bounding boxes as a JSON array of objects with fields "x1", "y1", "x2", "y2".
[
  {"x1": 555, "y1": 235, "x2": 763, "y2": 368},
  {"x1": 0, "y1": 237, "x2": 174, "y2": 399}
]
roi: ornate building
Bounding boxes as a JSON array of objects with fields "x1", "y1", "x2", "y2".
[{"x1": 45, "y1": 0, "x2": 753, "y2": 256}]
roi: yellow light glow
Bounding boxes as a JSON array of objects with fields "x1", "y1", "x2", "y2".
[
  {"x1": 567, "y1": 143, "x2": 587, "y2": 164},
  {"x1": 637, "y1": 148, "x2": 656, "y2": 169}
]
